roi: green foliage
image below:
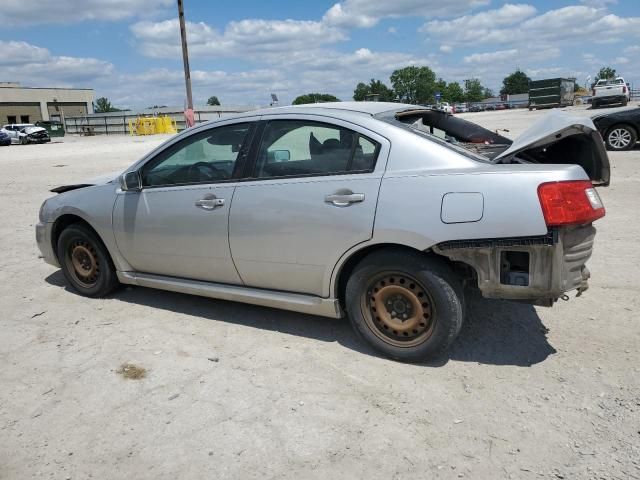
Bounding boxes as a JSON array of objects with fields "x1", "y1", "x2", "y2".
[
  {"x1": 390, "y1": 66, "x2": 437, "y2": 104},
  {"x1": 499, "y1": 69, "x2": 531, "y2": 95},
  {"x1": 207, "y1": 96, "x2": 221, "y2": 106},
  {"x1": 596, "y1": 66, "x2": 616, "y2": 81},
  {"x1": 292, "y1": 93, "x2": 340, "y2": 105},
  {"x1": 443, "y1": 81, "x2": 464, "y2": 104},
  {"x1": 353, "y1": 79, "x2": 395, "y2": 101},
  {"x1": 94, "y1": 97, "x2": 120, "y2": 113},
  {"x1": 482, "y1": 87, "x2": 494, "y2": 99},
  {"x1": 463, "y1": 78, "x2": 485, "y2": 103}
]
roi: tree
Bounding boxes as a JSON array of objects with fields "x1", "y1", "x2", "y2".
[
  {"x1": 482, "y1": 87, "x2": 494, "y2": 99},
  {"x1": 94, "y1": 97, "x2": 120, "y2": 113},
  {"x1": 500, "y1": 69, "x2": 531, "y2": 96},
  {"x1": 463, "y1": 78, "x2": 485, "y2": 103},
  {"x1": 390, "y1": 66, "x2": 437, "y2": 104},
  {"x1": 596, "y1": 66, "x2": 616, "y2": 81},
  {"x1": 207, "y1": 96, "x2": 221, "y2": 106},
  {"x1": 353, "y1": 79, "x2": 395, "y2": 102},
  {"x1": 443, "y1": 81, "x2": 465, "y2": 104},
  {"x1": 292, "y1": 93, "x2": 340, "y2": 105}
]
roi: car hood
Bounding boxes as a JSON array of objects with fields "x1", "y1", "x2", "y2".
[
  {"x1": 50, "y1": 170, "x2": 122, "y2": 193},
  {"x1": 493, "y1": 111, "x2": 610, "y2": 186},
  {"x1": 23, "y1": 126, "x2": 47, "y2": 135}
]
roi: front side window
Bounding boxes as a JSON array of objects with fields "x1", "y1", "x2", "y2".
[
  {"x1": 254, "y1": 120, "x2": 379, "y2": 178},
  {"x1": 142, "y1": 123, "x2": 250, "y2": 187}
]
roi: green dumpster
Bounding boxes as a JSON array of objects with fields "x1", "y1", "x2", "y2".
[{"x1": 35, "y1": 120, "x2": 65, "y2": 137}]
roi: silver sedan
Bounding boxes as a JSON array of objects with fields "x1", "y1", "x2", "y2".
[{"x1": 36, "y1": 102, "x2": 609, "y2": 361}]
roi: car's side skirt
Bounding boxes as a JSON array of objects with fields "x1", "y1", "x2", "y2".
[{"x1": 117, "y1": 271, "x2": 343, "y2": 318}]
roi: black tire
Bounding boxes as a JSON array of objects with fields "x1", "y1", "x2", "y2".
[
  {"x1": 345, "y1": 249, "x2": 464, "y2": 362},
  {"x1": 622, "y1": 98, "x2": 628, "y2": 107},
  {"x1": 591, "y1": 101, "x2": 599, "y2": 109},
  {"x1": 605, "y1": 124, "x2": 637, "y2": 151},
  {"x1": 57, "y1": 224, "x2": 119, "y2": 297}
]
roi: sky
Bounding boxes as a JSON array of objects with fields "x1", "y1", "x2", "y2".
[{"x1": 1, "y1": 0, "x2": 639, "y2": 108}]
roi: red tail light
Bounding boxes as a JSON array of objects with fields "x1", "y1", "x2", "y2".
[
  {"x1": 623, "y1": 85, "x2": 627, "y2": 93},
  {"x1": 537, "y1": 181, "x2": 605, "y2": 226}
]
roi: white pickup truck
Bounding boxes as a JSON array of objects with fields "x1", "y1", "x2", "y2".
[{"x1": 592, "y1": 77, "x2": 630, "y2": 108}]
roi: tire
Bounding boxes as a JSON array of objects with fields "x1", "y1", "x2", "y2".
[
  {"x1": 605, "y1": 124, "x2": 637, "y2": 151},
  {"x1": 622, "y1": 98, "x2": 628, "y2": 107},
  {"x1": 591, "y1": 101, "x2": 599, "y2": 109},
  {"x1": 57, "y1": 224, "x2": 119, "y2": 297},
  {"x1": 345, "y1": 249, "x2": 464, "y2": 362}
]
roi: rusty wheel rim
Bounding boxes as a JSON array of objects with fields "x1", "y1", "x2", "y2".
[
  {"x1": 68, "y1": 240, "x2": 100, "y2": 287},
  {"x1": 362, "y1": 273, "x2": 436, "y2": 347}
]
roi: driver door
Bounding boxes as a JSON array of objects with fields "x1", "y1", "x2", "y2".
[{"x1": 113, "y1": 121, "x2": 254, "y2": 283}]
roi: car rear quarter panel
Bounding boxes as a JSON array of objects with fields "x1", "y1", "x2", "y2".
[{"x1": 373, "y1": 163, "x2": 590, "y2": 250}]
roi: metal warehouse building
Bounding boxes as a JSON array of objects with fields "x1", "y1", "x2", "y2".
[{"x1": 0, "y1": 82, "x2": 94, "y2": 125}]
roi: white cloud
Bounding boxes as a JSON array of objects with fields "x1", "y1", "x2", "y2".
[
  {"x1": 0, "y1": 0, "x2": 173, "y2": 25},
  {"x1": 131, "y1": 18, "x2": 347, "y2": 59},
  {"x1": 0, "y1": 41, "x2": 113, "y2": 87},
  {"x1": 323, "y1": 0, "x2": 489, "y2": 28},
  {"x1": 463, "y1": 47, "x2": 560, "y2": 65},
  {"x1": 0, "y1": 41, "x2": 50, "y2": 65},
  {"x1": 424, "y1": 5, "x2": 640, "y2": 48},
  {"x1": 613, "y1": 56, "x2": 629, "y2": 65}
]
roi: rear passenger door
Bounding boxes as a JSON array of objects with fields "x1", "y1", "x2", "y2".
[{"x1": 229, "y1": 116, "x2": 389, "y2": 297}]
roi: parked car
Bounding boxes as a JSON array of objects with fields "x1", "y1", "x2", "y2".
[
  {"x1": 592, "y1": 107, "x2": 640, "y2": 151},
  {"x1": 455, "y1": 104, "x2": 469, "y2": 113},
  {"x1": 469, "y1": 104, "x2": 484, "y2": 112},
  {"x1": 1, "y1": 123, "x2": 51, "y2": 144},
  {"x1": 36, "y1": 102, "x2": 609, "y2": 362},
  {"x1": 437, "y1": 102, "x2": 454, "y2": 114},
  {"x1": 0, "y1": 130, "x2": 11, "y2": 146},
  {"x1": 592, "y1": 77, "x2": 630, "y2": 108}
]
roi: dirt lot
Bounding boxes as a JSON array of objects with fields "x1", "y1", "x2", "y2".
[{"x1": 1, "y1": 107, "x2": 639, "y2": 479}]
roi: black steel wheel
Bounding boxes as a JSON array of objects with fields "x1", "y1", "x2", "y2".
[
  {"x1": 57, "y1": 224, "x2": 119, "y2": 297},
  {"x1": 346, "y1": 249, "x2": 464, "y2": 362}
]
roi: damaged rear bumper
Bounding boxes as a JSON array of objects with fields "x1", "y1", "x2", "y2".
[{"x1": 433, "y1": 226, "x2": 595, "y2": 306}]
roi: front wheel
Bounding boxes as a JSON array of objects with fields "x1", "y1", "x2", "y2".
[
  {"x1": 606, "y1": 125, "x2": 637, "y2": 151},
  {"x1": 57, "y1": 224, "x2": 119, "y2": 297},
  {"x1": 345, "y1": 250, "x2": 464, "y2": 362}
]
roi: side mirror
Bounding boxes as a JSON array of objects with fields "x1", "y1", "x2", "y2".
[
  {"x1": 120, "y1": 171, "x2": 141, "y2": 191},
  {"x1": 272, "y1": 149, "x2": 290, "y2": 162}
]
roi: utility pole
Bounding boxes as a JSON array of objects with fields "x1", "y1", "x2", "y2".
[{"x1": 177, "y1": 0, "x2": 193, "y2": 110}]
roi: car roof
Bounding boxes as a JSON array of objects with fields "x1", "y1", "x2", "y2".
[{"x1": 245, "y1": 101, "x2": 416, "y2": 117}]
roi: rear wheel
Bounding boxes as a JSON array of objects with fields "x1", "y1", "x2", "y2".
[
  {"x1": 622, "y1": 98, "x2": 628, "y2": 107},
  {"x1": 606, "y1": 125, "x2": 637, "y2": 151},
  {"x1": 57, "y1": 224, "x2": 119, "y2": 297},
  {"x1": 345, "y1": 250, "x2": 464, "y2": 362}
]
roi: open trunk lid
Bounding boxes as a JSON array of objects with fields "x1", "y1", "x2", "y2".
[
  {"x1": 388, "y1": 108, "x2": 610, "y2": 186},
  {"x1": 493, "y1": 111, "x2": 610, "y2": 186}
]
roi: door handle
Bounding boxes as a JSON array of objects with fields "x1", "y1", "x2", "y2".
[
  {"x1": 195, "y1": 194, "x2": 225, "y2": 210},
  {"x1": 325, "y1": 190, "x2": 365, "y2": 207}
]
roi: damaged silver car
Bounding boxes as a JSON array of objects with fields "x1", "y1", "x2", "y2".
[{"x1": 36, "y1": 102, "x2": 608, "y2": 361}]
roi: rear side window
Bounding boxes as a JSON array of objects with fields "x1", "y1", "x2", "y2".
[{"x1": 253, "y1": 120, "x2": 379, "y2": 179}]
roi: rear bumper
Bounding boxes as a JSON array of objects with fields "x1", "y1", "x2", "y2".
[
  {"x1": 594, "y1": 95, "x2": 626, "y2": 105},
  {"x1": 35, "y1": 222, "x2": 59, "y2": 267},
  {"x1": 433, "y1": 226, "x2": 595, "y2": 305}
]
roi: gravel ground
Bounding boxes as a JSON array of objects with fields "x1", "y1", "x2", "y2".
[{"x1": 1, "y1": 107, "x2": 639, "y2": 480}]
